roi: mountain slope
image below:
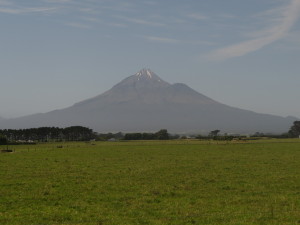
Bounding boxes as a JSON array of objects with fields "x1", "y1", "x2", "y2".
[{"x1": 0, "y1": 69, "x2": 296, "y2": 133}]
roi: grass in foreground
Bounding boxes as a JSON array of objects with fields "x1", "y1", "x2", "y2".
[{"x1": 0, "y1": 140, "x2": 300, "y2": 224}]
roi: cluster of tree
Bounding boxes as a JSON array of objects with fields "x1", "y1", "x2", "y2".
[
  {"x1": 209, "y1": 130, "x2": 220, "y2": 137},
  {"x1": 249, "y1": 121, "x2": 300, "y2": 139},
  {"x1": 196, "y1": 121, "x2": 300, "y2": 140},
  {"x1": 0, "y1": 126, "x2": 95, "y2": 142},
  {"x1": 195, "y1": 133, "x2": 246, "y2": 141},
  {"x1": 250, "y1": 132, "x2": 289, "y2": 139},
  {"x1": 96, "y1": 132, "x2": 124, "y2": 141},
  {"x1": 124, "y1": 129, "x2": 169, "y2": 140},
  {"x1": 213, "y1": 135, "x2": 246, "y2": 141}
]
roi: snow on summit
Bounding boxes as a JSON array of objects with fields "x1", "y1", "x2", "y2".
[{"x1": 135, "y1": 69, "x2": 154, "y2": 78}]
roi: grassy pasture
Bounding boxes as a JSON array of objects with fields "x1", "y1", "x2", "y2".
[{"x1": 0, "y1": 139, "x2": 300, "y2": 225}]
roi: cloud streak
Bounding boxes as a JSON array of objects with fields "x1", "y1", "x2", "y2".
[
  {"x1": 187, "y1": 13, "x2": 208, "y2": 20},
  {"x1": 205, "y1": 0, "x2": 300, "y2": 61},
  {"x1": 120, "y1": 16, "x2": 166, "y2": 27},
  {"x1": 0, "y1": 7, "x2": 57, "y2": 14},
  {"x1": 65, "y1": 22, "x2": 91, "y2": 29},
  {"x1": 145, "y1": 36, "x2": 179, "y2": 44},
  {"x1": 0, "y1": 0, "x2": 12, "y2": 6},
  {"x1": 144, "y1": 35, "x2": 215, "y2": 46},
  {"x1": 44, "y1": 0, "x2": 72, "y2": 3}
]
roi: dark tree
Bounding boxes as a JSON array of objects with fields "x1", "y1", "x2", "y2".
[
  {"x1": 209, "y1": 130, "x2": 220, "y2": 137},
  {"x1": 155, "y1": 129, "x2": 169, "y2": 140},
  {"x1": 0, "y1": 134, "x2": 7, "y2": 145},
  {"x1": 142, "y1": 133, "x2": 156, "y2": 140},
  {"x1": 124, "y1": 133, "x2": 143, "y2": 140},
  {"x1": 288, "y1": 121, "x2": 300, "y2": 138},
  {"x1": 63, "y1": 126, "x2": 95, "y2": 141},
  {"x1": 123, "y1": 129, "x2": 169, "y2": 140}
]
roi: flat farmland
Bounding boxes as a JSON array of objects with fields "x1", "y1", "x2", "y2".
[{"x1": 0, "y1": 140, "x2": 299, "y2": 225}]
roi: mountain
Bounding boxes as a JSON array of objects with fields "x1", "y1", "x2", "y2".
[{"x1": 0, "y1": 69, "x2": 296, "y2": 133}]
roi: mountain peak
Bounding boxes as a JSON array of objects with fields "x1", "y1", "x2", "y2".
[
  {"x1": 109, "y1": 69, "x2": 170, "y2": 91},
  {"x1": 131, "y1": 68, "x2": 169, "y2": 86},
  {"x1": 135, "y1": 68, "x2": 155, "y2": 78}
]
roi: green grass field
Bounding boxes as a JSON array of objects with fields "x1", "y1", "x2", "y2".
[{"x1": 0, "y1": 139, "x2": 300, "y2": 225}]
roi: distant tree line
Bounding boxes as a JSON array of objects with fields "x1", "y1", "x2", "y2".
[
  {"x1": 95, "y1": 129, "x2": 177, "y2": 141},
  {"x1": 124, "y1": 129, "x2": 169, "y2": 140},
  {"x1": 248, "y1": 121, "x2": 300, "y2": 139},
  {"x1": 1, "y1": 120, "x2": 299, "y2": 144},
  {"x1": 0, "y1": 126, "x2": 95, "y2": 143},
  {"x1": 0, "y1": 127, "x2": 171, "y2": 143}
]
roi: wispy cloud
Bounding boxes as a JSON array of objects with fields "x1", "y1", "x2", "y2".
[
  {"x1": 217, "y1": 14, "x2": 236, "y2": 19},
  {"x1": 0, "y1": 0, "x2": 61, "y2": 14},
  {"x1": 142, "y1": 1, "x2": 157, "y2": 6},
  {"x1": 145, "y1": 36, "x2": 179, "y2": 44},
  {"x1": 187, "y1": 13, "x2": 208, "y2": 20},
  {"x1": 144, "y1": 35, "x2": 215, "y2": 46},
  {"x1": 44, "y1": 0, "x2": 72, "y2": 3},
  {"x1": 108, "y1": 23, "x2": 127, "y2": 28},
  {"x1": 81, "y1": 17, "x2": 101, "y2": 23},
  {"x1": 0, "y1": 0, "x2": 166, "y2": 30},
  {"x1": 0, "y1": 0, "x2": 12, "y2": 6},
  {"x1": 81, "y1": 17, "x2": 127, "y2": 28},
  {"x1": 119, "y1": 16, "x2": 166, "y2": 27},
  {"x1": 205, "y1": 0, "x2": 300, "y2": 61},
  {"x1": 276, "y1": 31, "x2": 300, "y2": 51},
  {"x1": 65, "y1": 22, "x2": 91, "y2": 29},
  {"x1": 0, "y1": 7, "x2": 57, "y2": 14}
]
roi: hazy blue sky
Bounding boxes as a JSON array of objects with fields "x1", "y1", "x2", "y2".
[{"x1": 1, "y1": 0, "x2": 300, "y2": 119}]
